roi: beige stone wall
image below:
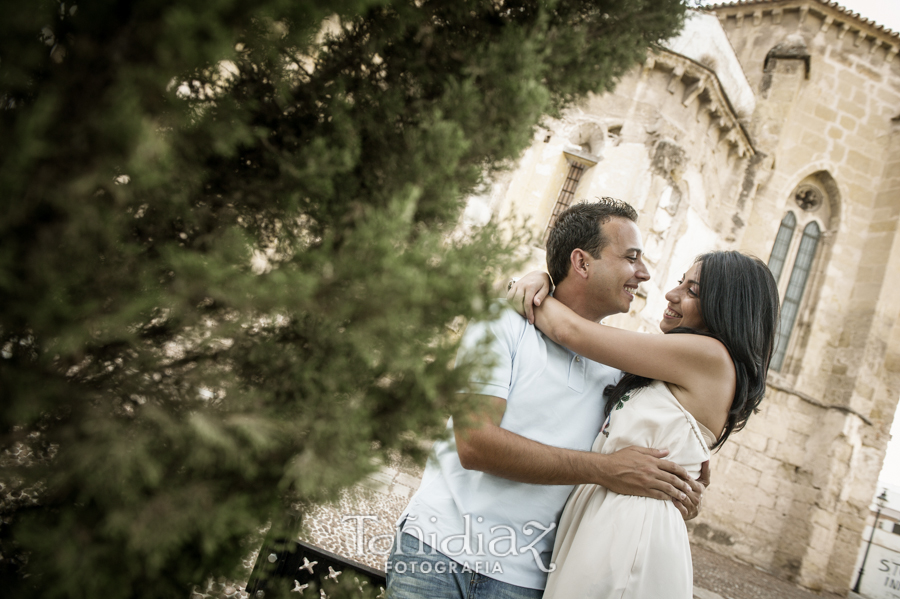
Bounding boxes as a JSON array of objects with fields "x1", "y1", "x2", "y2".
[
  {"x1": 482, "y1": 3, "x2": 900, "y2": 594},
  {"x1": 700, "y1": 3, "x2": 900, "y2": 593}
]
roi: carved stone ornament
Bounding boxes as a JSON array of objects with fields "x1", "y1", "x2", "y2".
[{"x1": 793, "y1": 185, "x2": 822, "y2": 211}]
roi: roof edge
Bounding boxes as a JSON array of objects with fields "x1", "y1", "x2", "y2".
[{"x1": 705, "y1": 0, "x2": 899, "y2": 40}]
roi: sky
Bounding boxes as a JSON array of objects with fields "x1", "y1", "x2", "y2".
[
  {"x1": 695, "y1": 0, "x2": 900, "y2": 498},
  {"x1": 882, "y1": 417, "x2": 900, "y2": 490}
]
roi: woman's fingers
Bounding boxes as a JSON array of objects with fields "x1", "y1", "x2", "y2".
[
  {"x1": 532, "y1": 280, "x2": 550, "y2": 307},
  {"x1": 506, "y1": 280, "x2": 527, "y2": 317},
  {"x1": 506, "y1": 271, "x2": 553, "y2": 323}
]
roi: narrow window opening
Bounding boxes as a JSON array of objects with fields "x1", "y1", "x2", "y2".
[
  {"x1": 544, "y1": 161, "x2": 587, "y2": 240},
  {"x1": 771, "y1": 221, "x2": 820, "y2": 371},
  {"x1": 768, "y1": 211, "x2": 796, "y2": 282}
]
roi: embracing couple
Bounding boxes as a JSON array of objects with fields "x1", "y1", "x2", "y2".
[{"x1": 386, "y1": 199, "x2": 780, "y2": 599}]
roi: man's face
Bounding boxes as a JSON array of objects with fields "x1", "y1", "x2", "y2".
[{"x1": 585, "y1": 218, "x2": 650, "y2": 319}]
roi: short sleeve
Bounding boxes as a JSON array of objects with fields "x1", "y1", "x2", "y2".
[{"x1": 455, "y1": 307, "x2": 524, "y2": 400}]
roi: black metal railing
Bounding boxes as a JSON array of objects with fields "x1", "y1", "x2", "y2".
[{"x1": 247, "y1": 538, "x2": 386, "y2": 598}]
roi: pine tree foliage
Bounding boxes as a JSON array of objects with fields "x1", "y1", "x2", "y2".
[{"x1": 0, "y1": 1, "x2": 686, "y2": 597}]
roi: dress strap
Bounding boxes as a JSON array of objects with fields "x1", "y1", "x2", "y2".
[{"x1": 695, "y1": 421, "x2": 718, "y2": 449}]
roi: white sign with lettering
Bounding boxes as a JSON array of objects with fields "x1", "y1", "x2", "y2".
[{"x1": 860, "y1": 544, "x2": 900, "y2": 599}]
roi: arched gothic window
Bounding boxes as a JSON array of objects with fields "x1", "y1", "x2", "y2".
[
  {"x1": 766, "y1": 173, "x2": 835, "y2": 373},
  {"x1": 771, "y1": 221, "x2": 820, "y2": 371}
]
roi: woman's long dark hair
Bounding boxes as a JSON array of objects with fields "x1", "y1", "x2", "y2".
[{"x1": 603, "y1": 251, "x2": 780, "y2": 449}]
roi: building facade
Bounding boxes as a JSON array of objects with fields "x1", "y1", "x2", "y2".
[{"x1": 461, "y1": 0, "x2": 900, "y2": 593}]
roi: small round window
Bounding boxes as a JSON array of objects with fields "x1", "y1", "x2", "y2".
[{"x1": 793, "y1": 184, "x2": 822, "y2": 212}]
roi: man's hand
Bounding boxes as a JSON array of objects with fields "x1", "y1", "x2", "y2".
[
  {"x1": 454, "y1": 399, "x2": 712, "y2": 513},
  {"x1": 698, "y1": 459, "x2": 710, "y2": 489},
  {"x1": 674, "y1": 459, "x2": 710, "y2": 521},
  {"x1": 594, "y1": 446, "x2": 699, "y2": 512}
]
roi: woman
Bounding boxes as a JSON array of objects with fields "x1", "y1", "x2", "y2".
[{"x1": 507, "y1": 251, "x2": 779, "y2": 599}]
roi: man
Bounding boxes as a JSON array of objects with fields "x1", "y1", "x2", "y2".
[{"x1": 386, "y1": 199, "x2": 705, "y2": 598}]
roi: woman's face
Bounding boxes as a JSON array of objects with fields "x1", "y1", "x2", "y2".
[{"x1": 660, "y1": 262, "x2": 706, "y2": 333}]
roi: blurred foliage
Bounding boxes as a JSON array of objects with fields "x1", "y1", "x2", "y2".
[{"x1": 0, "y1": 0, "x2": 686, "y2": 597}]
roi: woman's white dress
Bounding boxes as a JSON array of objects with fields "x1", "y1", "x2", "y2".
[{"x1": 543, "y1": 380, "x2": 715, "y2": 599}]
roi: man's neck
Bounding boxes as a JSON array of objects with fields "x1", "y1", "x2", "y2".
[{"x1": 552, "y1": 280, "x2": 611, "y2": 323}]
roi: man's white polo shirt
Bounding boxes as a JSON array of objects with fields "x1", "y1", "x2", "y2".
[{"x1": 398, "y1": 305, "x2": 621, "y2": 590}]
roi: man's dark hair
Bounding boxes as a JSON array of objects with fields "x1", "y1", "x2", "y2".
[{"x1": 545, "y1": 198, "x2": 639, "y2": 284}]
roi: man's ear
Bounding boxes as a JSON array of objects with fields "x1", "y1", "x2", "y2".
[{"x1": 569, "y1": 249, "x2": 591, "y2": 280}]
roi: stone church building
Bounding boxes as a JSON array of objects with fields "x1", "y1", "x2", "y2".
[{"x1": 459, "y1": 0, "x2": 900, "y2": 593}]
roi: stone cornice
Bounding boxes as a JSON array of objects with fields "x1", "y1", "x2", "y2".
[
  {"x1": 647, "y1": 46, "x2": 756, "y2": 158},
  {"x1": 708, "y1": 1, "x2": 899, "y2": 64}
]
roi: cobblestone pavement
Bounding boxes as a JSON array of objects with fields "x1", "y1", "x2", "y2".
[
  {"x1": 692, "y1": 543, "x2": 845, "y2": 599},
  {"x1": 295, "y1": 460, "x2": 853, "y2": 599},
  {"x1": 299, "y1": 455, "x2": 424, "y2": 571}
]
